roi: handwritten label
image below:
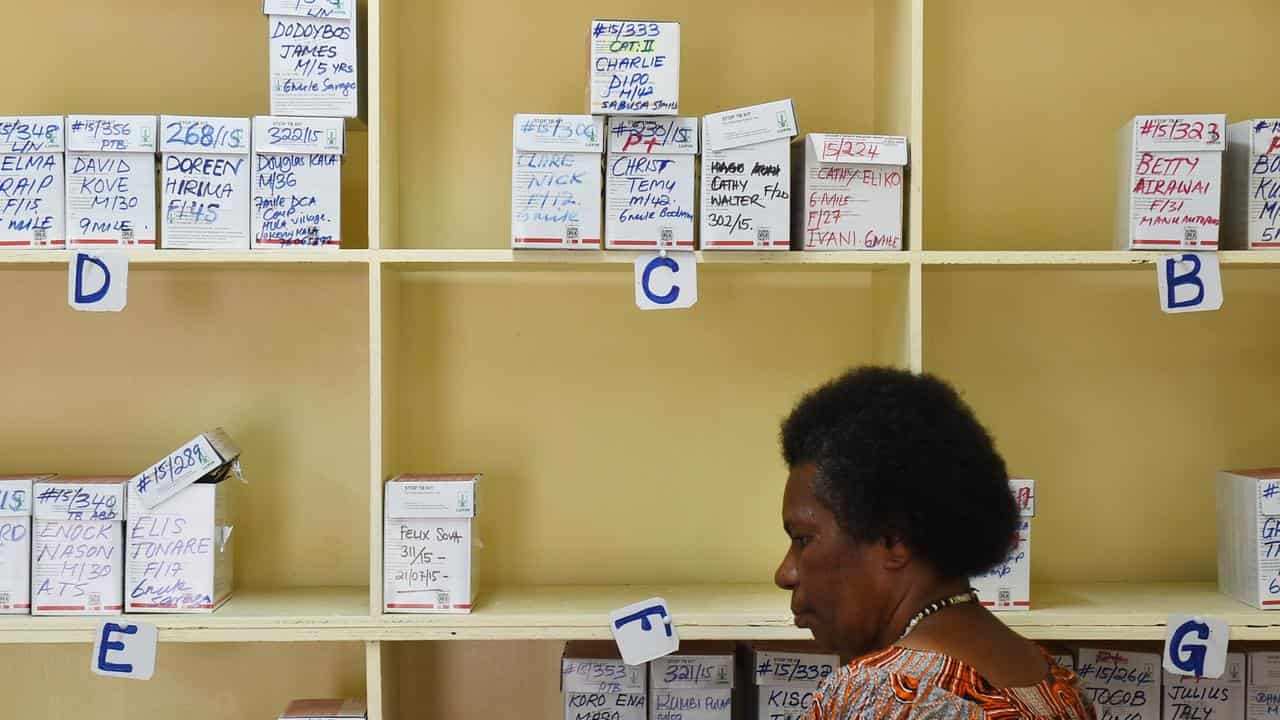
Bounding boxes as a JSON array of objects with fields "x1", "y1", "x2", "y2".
[
  {"x1": 1261, "y1": 480, "x2": 1280, "y2": 516},
  {"x1": 91, "y1": 620, "x2": 157, "y2": 681},
  {"x1": 1248, "y1": 653, "x2": 1280, "y2": 719},
  {"x1": 1077, "y1": 648, "x2": 1161, "y2": 720},
  {"x1": 1157, "y1": 253, "x2": 1223, "y2": 314},
  {"x1": 800, "y1": 134, "x2": 906, "y2": 251},
  {"x1": 252, "y1": 118, "x2": 343, "y2": 249},
  {"x1": 752, "y1": 651, "x2": 837, "y2": 686},
  {"x1": 651, "y1": 655, "x2": 733, "y2": 689},
  {"x1": 130, "y1": 434, "x2": 221, "y2": 510},
  {"x1": 33, "y1": 514, "x2": 123, "y2": 614},
  {"x1": 562, "y1": 658, "x2": 646, "y2": 695},
  {"x1": 0, "y1": 116, "x2": 65, "y2": 248},
  {"x1": 606, "y1": 117, "x2": 696, "y2": 249},
  {"x1": 383, "y1": 518, "x2": 472, "y2": 611},
  {"x1": 701, "y1": 139, "x2": 791, "y2": 250},
  {"x1": 1135, "y1": 116, "x2": 1225, "y2": 152},
  {"x1": 1012, "y1": 478, "x2": 1036, "y2": 517},
  {"x1": 160, "y1": 117, "x2": 251, "y2": 249},
  {"x1": 589, "y1": 20, "x2": 679, "y2": 115},
  {"x1": 971, "y1": 518, "x2": 1030, "y2": 610},
  {"x1": 264, "y1": 0, "x2": 353, "y2": 20},
  {"x1": 0, "y1": 478, "x2": 32, "y2": 613},
  {"x1": 1246, "y1": 120, "x2": 1280, "y2": 248},
  {"x1": 652, "y1": 689, "x2": 732, "y2": 720},
  {"x1": 65, "y1": 116, "x2": 156, "y2": 248},
  {"x1": 1125, "y1": 116, "x2": 1225, "y2": 250},
  {"x1": 34, "y1": 482, "x2": 124, "y2": 522},
  {"x1": 268, "y1": 11, "x2": 358, "y2": 117},
  {"x1": 759, "y1": 686, "x2": 817, "y2": 720},
  {"x1": 126, "y1": 482, "x2": 228, "y2": 612},
  {"x1": 511, "y1": 115, "x2": 603, "y2": 248},
  {"x1": 564, "y1": 692, "x2": 647, "y2": 720}
]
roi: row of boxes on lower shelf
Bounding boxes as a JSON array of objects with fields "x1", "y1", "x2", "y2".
[{"x1": 561, "y1": 641, "x2": 837, "y2": 720}]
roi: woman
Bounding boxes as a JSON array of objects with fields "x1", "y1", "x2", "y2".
[{"x1": 775, "y1": 367, "x2": 1093, "y2": 720}]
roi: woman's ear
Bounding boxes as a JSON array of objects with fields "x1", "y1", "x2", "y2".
[{"x1": 879, "y1": 535, "x2": 911, "y2": 571}]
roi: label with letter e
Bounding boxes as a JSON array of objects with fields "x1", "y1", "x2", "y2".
[
  {"x1": 91, "y1": 620, "x2": 157, "y2": 680},
  {"x1": 634, "y1": 252, "x2": 697, "y2": 310},
  {"x1": 68, "y1": 251, "x2": 128, "y2": 312},
  {"x1": 1157, "y1": 253, "x2": 1222, "y2": 314},
  {"x1": 1163, "y1": 614, "x2": 1227, "y2": 679}
]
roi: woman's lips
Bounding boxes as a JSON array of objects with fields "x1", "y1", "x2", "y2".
[{"x1": 792, "y1": 610, "x2": 813, "y2": 628}]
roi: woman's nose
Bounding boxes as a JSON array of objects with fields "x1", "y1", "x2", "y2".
[{"x1": 775, "y1": 549, "x2": 797, "y2": 590}]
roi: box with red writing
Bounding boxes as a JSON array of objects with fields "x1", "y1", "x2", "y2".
[
  {"x1": 1224, "y1": 120, "x2": 1280, "y2": 250},
  {"x1": 792, "y1": 133, "x2": 907, "y2": 251},
  {"x1": 605, "y1": 116, "x2": 697, "y2": 249},
  {"x1": 971, "y1": 478, "x2": 1035, "y2": 611},
  {"x1": 1115, "y1": 114, "x2": 1226, "y2": 250}
]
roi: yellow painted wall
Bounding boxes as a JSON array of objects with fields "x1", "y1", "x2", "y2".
[
  {"x1": 1, "y1": 642, "x2": 365, "y2": 719},
  {"x1": 0, "y1": 269, "x2": 371, "y2": 589},
  {"x1": 924, "y1": 0, "x2": 1280, "y2": 249},
  {"x1": 394, "y1": 0, "x2": 878, "y2": 248},
  {"x1": 924, "y1": 268, "x2": 1280, "y2": 582}
]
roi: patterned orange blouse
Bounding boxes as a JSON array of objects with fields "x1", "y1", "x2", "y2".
[{"x1": 806, "y1": 647, "x2": 1095, "y2": 720}]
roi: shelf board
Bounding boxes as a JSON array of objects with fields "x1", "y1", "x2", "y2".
[
  {"x1": 0, "y1": 249, "x2": 372, "y2": 270},
  {"x1": 924, "y1": 250, "x2": 1280, "y2": 268},
  {"x1": 377, "y1": 249, "x2": 913, "y2": 270},
  {"x1": 0, "y1": 586, "x2": 370, "y2": 643}
]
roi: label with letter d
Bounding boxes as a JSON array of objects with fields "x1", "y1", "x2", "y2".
[
  {"x1": 90, "y1": 620, "x2": 157, "y2": 680},
  {"x1": 68, "y1": 251, "x2": 128, "y2": 312},
  {"x1": 1163, "y1": 614, "x2": 1227, "y2": 679}
]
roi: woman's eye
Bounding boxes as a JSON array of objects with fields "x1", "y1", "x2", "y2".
[{"x1": 792, "y1": 536, "x2": 810, "y2": 549}]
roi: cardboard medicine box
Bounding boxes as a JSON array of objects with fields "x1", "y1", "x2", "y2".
[
  {"x1": 701, "y1": 100, "x2": 798, "y2": 251},
  {"x1": 1076, "y1": 647, "x2": 1161, "y2": 720},
  {"x1": 1216, "y1": 468, "x2": 1280, "y2": 609},
  {"x1": 1249, "y1": 652, "x2": 1280, "y2": 720},
  {"x1": 793, "y1": 133, "x2": 906, "y2": 251},
  {"x1": 1224, "y1": 120, "x2": 1280, "y2": 249},
  {"x1": 125, "y1": 476, "x2": 235, "y2": 613},
  {"x1": 279, "y1": 699, "x2": 367, "y2": 719},
  {"x1": 562, "y1": 641, "x2": 647, "y2": 720},
  {"x1": 384, "y1": 474, "x2": 479, "y2": 613},
  {"x1": 589, "y1": 20, "x2": 679, "y2": 115},
  {"x1": 0, "y1": 474, "x2": 50, "y2": 613},
  {"x1": 1116, "y1": 114, "x2": 1226, "y2": 250},
  {"x1": 31, "y1": 476, "x2": 127, "y2": 615},
  {"x1": 265, "y1": 0, "x2": 360, "y2": 118},
  {"x1": 512, "y1": 114, "x2": 604, "y2": 249},
  {"x1": 1162, "y1": 652, "x2": 1244, "y2": 720},
  {"x1": 0, "y1": 116, "x2": 65, "y2": 248},
  {"x1": 160, "y1": 116, "x2": 252, "y2": 249},
  {"x1": 739, "y1": 644, "x2": 838, "y2": 720},
  {"x1": 605, "y1": 116, "x2": 697, "y2": 249},
  {"x1": 252, "y1": 116, "x2": 344, "y2": 248},
  {"x1": 971, "y1": 478, "x2": 1035, "y2": 611},
  {"x1": 66, "y1": 115, "x2": 157, "y2": 248},
  {"x1": 650, "y1": 644, "x2": 735, "y2": 720}
]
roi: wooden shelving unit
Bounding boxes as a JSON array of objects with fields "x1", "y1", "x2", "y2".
[{"x1": 6, "y1": 0, "x2": 1280, "y2": 718}]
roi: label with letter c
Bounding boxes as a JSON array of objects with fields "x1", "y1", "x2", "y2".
[{"x1": 634, "y1": 251, "x2": 697, "y2": 311}]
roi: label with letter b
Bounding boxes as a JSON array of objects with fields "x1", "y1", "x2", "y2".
[
  {"x1": 1163, "y1": 614, "x2": 1227, "y2": 678},
  {"x1": 1157, "y1": 253, "x2": 1222, "y2": 314},
  {"x1": 90, "y1": 620, "x2": 157, "y2": 680}
]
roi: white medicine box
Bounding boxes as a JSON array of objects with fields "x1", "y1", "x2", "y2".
[
  {"x1": 125, "y1": 475, "x2": 235, "y2": 613},
  {"x1": 0, "y1": 116, "x2": 65, "y2": 248},
  {"x1": 588, "y1": 20, "x2": 679, "y2": 115},
  {"x1": 793, "y1": 133, "x2": 907, "y2": 251},
  {"x1": 264, "y1": 0, "x2": 360, "y2": 119},
  {"x1": 1116, "y1": 114, "x2": 1226, "y2": 250},
  {"x1": 252, "y1": 116, "x2": 344, "y2": 249},
  {"x1": 1162, "y1": 652, "x2": 1244, "y2": 720},
  {"x1": 701, "y1": 99, "x2": 798, "y2": 251},
  {"x1": 160, "y1": 116, "x2": 252, "y2": 249},
  {"x1": 605, "y1": 116, "x2": 697, "y2": 249},
  {"x1": 740, "y1": 644, "x2": 839, "y2": 720},
  {"x1": 384, "y1": 474, "x2": 479, "y2": 613},
  {"x1": 562, "y1": 641, "x2": 647, "y2": 720},
  {"x1": 31, "y1": 476, "x2": 126, "y2": 615},
  {"x1": 66, "y1": 115, "x2": 157, "y2": 248},
  {"x1": 511, "y1": 114, "x2": 604, "y2": 249},
  {"x1": 650, "y1": 645, "x2": 734, "y2": 720},
  {"x1": 1249, "y1": 652, "x2": 1280, "y2": 720},
  {"x1": 279, "y1": 699, "x2": 368, "y2": 719},
  {"x1": 0, "y1": 474, "x2": 50, "y2": 614},
  {"x1": 1216, "y1": 468, "x2": 1280, "y2": 609},
  {"x1": 1076, "y1": 647, "x2": 1161, "y2": 720},
  {"x1": 1224, "y1": 120, "x2": 1280, "y2": 249},
  {"x1": 971, "y1": 477, "x2": 1035, "y2": 611}
]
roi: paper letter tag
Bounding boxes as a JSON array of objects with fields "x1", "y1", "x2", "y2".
[
  {"x1": 1157, "y1": 253, "x2": 1222, "y2": 314},
  {"x1": 609, "y1": 596, "x2": 679, "y2": 665},
  {"x1": 69, "y1": 251, "x2": 128, "y2": 312},
  {"x1": 91, "y1": 620, "x2": 157, "y2": 680},
  {"x1": 635, "y1": 252, "x2": 697, "y2": 310},
  {"x1": 1164, "y1": 614, "x2": 1228, "y2": 678}
]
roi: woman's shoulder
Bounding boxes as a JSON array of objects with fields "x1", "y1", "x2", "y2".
[{"x1": 807, "y1": 647, "x2": 1095, "y2": 720}]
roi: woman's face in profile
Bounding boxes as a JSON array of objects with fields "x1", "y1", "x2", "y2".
[{"x1": 775, "y1": 463, "x2": 887, "y2": 657}]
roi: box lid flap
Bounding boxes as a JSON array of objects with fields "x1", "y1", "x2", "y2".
[
  {"x1": 33, "y1": 476, "x2": 126, "y2": 521},
  {"x1": 279, "y1": 699, "x2": 367, "y2": 718},
  {"x1": 650, "y1": 653, "x2": 735, "y2": 689},
  {"x1": 386, "y1": 474, "x2": 479, "y2": 518},
  {"x1": 562, "y1": 641, "x2": 646, "y2": 693},
  {"x1": 806, "y1": 133, "x2": 908, "y2": 166},
  {"x1": 607, "y1": 117, "x2": 698, "y2": 154},
  {"x1": 0, "y1": 117, "x2": 64, "y2": 154},
  {"x1": 160, "y1": 116, "x2": 251, "y2": 154},
  {"x1": 1130, "y1": 114, "x2": 1226, "y2": 152},
  {"x1": 703, "y1": 100, "x2": 797, "y2": 152},
  {"x1": 513, "y1": 115, "x2": 604, "y2": 153},
  {"x1": 263, "y1": 0, "x2": 354, "y2": 20},
  {"x1": 253, "y1": 116, "x2": 346, "y2": 155},
  {"x1": 0, "y1": 475, "x2": 48, "y2": 517},
  {"x1": 1250, "y1": 652, "x2": 1280, "y2": 686},
  {"x1": 750, "y1": 648, "x2": 839, "y2": 686},
  {"x1": 67, "y1": 115, "x2": 157, "y2": 153},
  {"x1": 129, "y1": 429, "x2": 241, "y2": 511},
  {"x1": 1075, "y1": 648, "x2": 1160, "y2": 685}
]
